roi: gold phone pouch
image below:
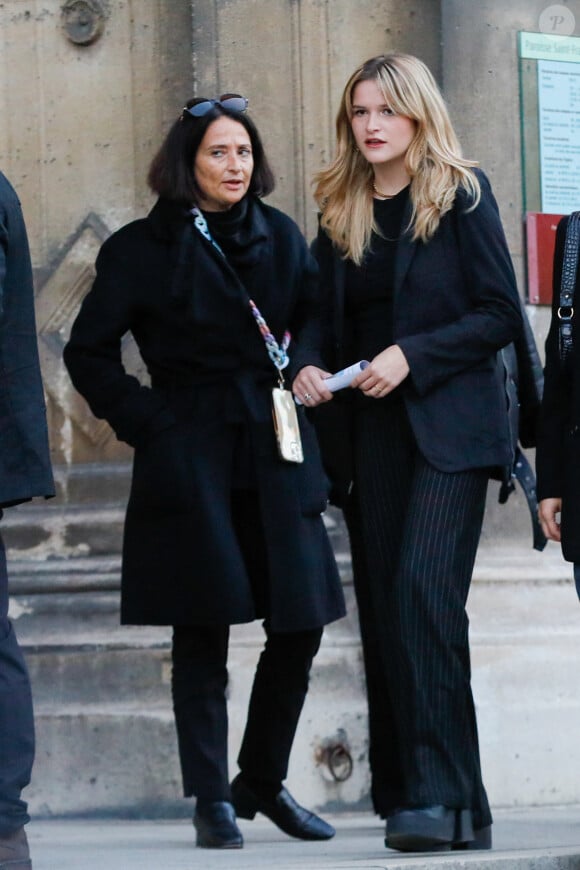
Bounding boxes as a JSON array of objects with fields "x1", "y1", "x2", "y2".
[{"x1": 271, "y1": 387, "x2": 304, "y2": 464}]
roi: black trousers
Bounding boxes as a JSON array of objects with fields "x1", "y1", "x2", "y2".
[
  {"x1": 171, "y1": 490, "x2": 322, "y2": 801},
  {"x1": 172, "y1": 623, "x2": 322, "y2": 800},
  {"x1": 0, "y1": 526, "x2": 34, "y2": 835},
  {"x1": 346, "y1": 401, "x2": 491, "y2": 829}
]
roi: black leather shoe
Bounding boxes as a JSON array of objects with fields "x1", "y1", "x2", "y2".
[
  {"x1": 385, "y1": 805, "x2": 455, "y2": 852},
  {"x1": 231, "y1": 775, "x2": 335, "y2": 840},
  {"x1": 453, "y1": 824, "x2": 492, "y2": 850},
  {"x1": 193, "y1": 800, "x2": 243, "y2": 849}
]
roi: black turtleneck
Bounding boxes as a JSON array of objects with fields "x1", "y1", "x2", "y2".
[
  {"x1": 345, "y1": 185, "x2": 409, "y2": 365},
  {"x1": 203, "y1": 197, "x2": 248, "y2": 249}
]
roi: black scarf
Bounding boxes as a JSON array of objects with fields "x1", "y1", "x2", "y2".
[
  {"x1": 166, "y1": 195, "x2": 270, "y2": 311},
  {"x1": 204, "y1": 197, "x2": 269, "y2": 271}
]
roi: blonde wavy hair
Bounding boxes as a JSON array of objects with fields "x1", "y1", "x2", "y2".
[{"x1": 313, "y1": 53, "x2": 480, "y2": 264}]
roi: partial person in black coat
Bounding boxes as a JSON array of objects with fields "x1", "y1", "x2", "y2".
[
  {"x1": 307, "y1": 54, "x2": 522, "y2": 852},
  {"x1": 537, "y1": 213, "x2": 580, "y2": 599},
  {"x1": 64, "y1": 95, "x2": 345, "y2": 850},
  {"x1": 0, "y1": 171, "x2": 55, "y2": 869}
]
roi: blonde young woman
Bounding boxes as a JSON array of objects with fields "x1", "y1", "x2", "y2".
[{"x1": 307, "y1": 54, "x2": 522, "y2": 852}]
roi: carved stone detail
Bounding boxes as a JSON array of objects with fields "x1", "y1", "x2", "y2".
[
  {"x1": 35, "y1": 213, "x2": 144, "y2": 450},
  {"x1": 61, "y1": 0, "x2": 107, "y2": 46}
]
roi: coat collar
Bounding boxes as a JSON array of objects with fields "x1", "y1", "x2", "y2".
[
  {"x1": 147, "y1": 197, "x2": 189, "y2": 242},
  {"x1": 147, "y1": 195, "x2": 272, "y2": 245}
]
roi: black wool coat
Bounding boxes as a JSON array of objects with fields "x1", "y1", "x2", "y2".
[
  {"x1": 536, "y1": 213, "x2": 580, "y2": 562},
  {"x1": 0, "y1": 172, "x2": 54, "y2": 509},
  {"x1": 64, "y1": 195, "x2": 345, "y2": 630},
  {"x1": 313, "y1": 169, "x2": 523, "y2": 504}
]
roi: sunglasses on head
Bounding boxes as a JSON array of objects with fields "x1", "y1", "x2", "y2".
[{"x1": 181, "y1": 93, "x2": 249, "y2": 119}]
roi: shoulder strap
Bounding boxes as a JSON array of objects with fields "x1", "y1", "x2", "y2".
[
  {"x1": 558, "y1": 211, "x2": 580, "y2": 370},
  {"x1": 190, "y1": 205, "x2": 290, "y2": 382}
]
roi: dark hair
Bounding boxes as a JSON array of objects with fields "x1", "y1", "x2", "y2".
[{"x1": 147, "y1": 100, "x2": 276, "y2": 205}]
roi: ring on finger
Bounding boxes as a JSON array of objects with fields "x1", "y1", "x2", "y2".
[{"x1": 304, "y1": 392, "x2": 313, "y2": 401}]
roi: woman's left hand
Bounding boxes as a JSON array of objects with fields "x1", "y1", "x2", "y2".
[
  {"x1": 292, "y1": 365, "x2": 334, "y2": 407},
  {"x1": 352, "y1": 345, "x2": 410, "y2": 398}
]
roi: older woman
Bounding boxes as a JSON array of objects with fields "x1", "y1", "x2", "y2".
[
  {"x1": 64, "y1": 94, "x2": 344, "y2": 849},
  {"x1": 310, "y1": 54, "x2": 523, "y2": 852}
]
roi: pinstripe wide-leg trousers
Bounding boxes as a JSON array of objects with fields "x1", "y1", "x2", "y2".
[{"x1": 346, "y1": 399, "x2": 491, "y2": 830}]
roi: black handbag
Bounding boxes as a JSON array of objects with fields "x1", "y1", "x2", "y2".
[
  {"x1": 558, "y1": 211, "x2": 580, "y2": 370},
  {"x1": 497, "y1": 300, "x2": 547, "y2": 552}
]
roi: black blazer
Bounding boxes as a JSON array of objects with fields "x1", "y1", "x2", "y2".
[
  {"x1": 536, "y1": 213, "x2": 580, "y2": 562},
  {"x1": 0, "y1": 172, "x2": 54, "y2": 508},
  {"x1": 314, "y1": 169, "x2": 522, "y2": 500}
]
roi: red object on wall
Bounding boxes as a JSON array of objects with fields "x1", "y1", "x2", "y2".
[{"x1": 525, "y1": 212, "x2": 564, "y2": 305}]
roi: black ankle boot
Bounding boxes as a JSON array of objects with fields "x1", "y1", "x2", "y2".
[
  {"x1": 385, "y1": 805, "x2": 456, "y2": 852},
  {"x1": 453, "y1": 824, "x2": 492, "y2": 850},
  {"x1": 386, "y1": 806, "x2": 492, "y2": 853}
]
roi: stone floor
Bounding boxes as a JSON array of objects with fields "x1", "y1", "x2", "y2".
[{"x1": 28, "y1": 805, "x2": 580, "y2": 870}]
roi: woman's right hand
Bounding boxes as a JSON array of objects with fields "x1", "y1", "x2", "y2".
[
  {"x1": 538, "y1": 497, "x2": 562, "y2": 542},
  {"x1": 292, "y1": 365, "x2": 334, "y2": 407}
]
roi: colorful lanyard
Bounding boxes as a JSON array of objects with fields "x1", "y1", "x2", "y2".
[
  {"x1": 191, "y1": 206, "x2": 225, "y2": 256},
  {"x1": 248, "y1": 299, "x2": 290, "y2": 373},
  {"x1": 190, "y1": 206, "x2": 291, "y2": 377}
]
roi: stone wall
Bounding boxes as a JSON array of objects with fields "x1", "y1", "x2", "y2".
[{"x1": 2, "y1": 0, "x2": 580, "y2": 818}]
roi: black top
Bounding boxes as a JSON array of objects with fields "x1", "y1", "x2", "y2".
[{"x1": 344, "y1": 185, "x2": 408, "y2": 404}]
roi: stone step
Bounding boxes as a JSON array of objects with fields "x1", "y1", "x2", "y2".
[
  {"x1": 17, "y1": 586, "x2": 360, "y2": 704},
  {"x1": 1, "y1": 461, "x2": 131, "y2": 559},
  {"x1": 51, "y1": 461, "x2": 132, "y2": 505},
  {"x1": 24, "y1": 810, "x2": 580, "y2": 869},
  {"x1": 2, "y1": 505, "x2": 125, "y2": 558},
  {"x1": 25, "y1": 629, "x2": 368, "y2": 819},
  {"x1": 7, "y1": 536, "x2": 580, "y2": 817}
]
